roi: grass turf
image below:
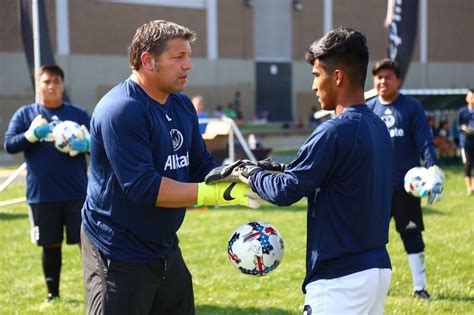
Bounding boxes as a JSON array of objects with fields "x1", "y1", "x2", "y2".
[{"x1": 0, "y1": 165, "x2": 472, "y2": 314}]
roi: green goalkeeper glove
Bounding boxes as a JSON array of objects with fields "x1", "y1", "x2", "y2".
[{"x1": 197, "y1": 182, "x2": 260, "y2": 209}]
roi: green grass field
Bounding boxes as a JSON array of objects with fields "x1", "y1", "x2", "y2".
[{"x1": 0, "y1": 165, "x2": 472, "y2": 314}]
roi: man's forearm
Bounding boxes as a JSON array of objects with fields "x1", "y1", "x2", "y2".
[{"x1": 156, "y1": 177, "x2": 198, "y2": 208}]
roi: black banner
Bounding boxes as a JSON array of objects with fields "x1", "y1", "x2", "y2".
[{"x1": 386, "y1": 0, "x2": 418, "y2": 84}]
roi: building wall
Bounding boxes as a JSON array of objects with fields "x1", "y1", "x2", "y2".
[
  {"x1": 69, "y1": 0, "x2": 207, "y2": 57},
  {"x1": 428, "y1": 0, "x2": 474, "y2": 61},
  {"x1": 218, "y1": 1, "x2": 254, "y2": 59},
  {"x1": 292, "y1": 0, "x2": 323, "y2": 60}
]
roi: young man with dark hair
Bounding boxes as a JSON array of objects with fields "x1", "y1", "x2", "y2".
[
  {"x1": 207, "y1": 28, "x2": 394, "y2": 314},
  {"x1": 457, "y1": 88, "x2": 474, "y2": 195},
  {"x1": 81, "y1": 20, "x2": 259, "y2": 315},
  {"x1": 367, "y1": 58, "x2": 445, "y2": 300},
  {"x1": 3, "y1": 64, "x2": 91, "y2": 305}
]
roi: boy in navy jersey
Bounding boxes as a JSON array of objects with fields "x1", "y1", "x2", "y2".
[
  {"x1": 81, "y1": 20, "x2": 259, "y2": 315},
  {"x1": 4, "y1": 64, "x2": 90, "y2": 305},
  {"x1": 207, "y1": 28, "x2": 394, "y2": 314},
  {"x1": 367, "y1": 58, "x2": 445, "y2": 300},
  {"x1": 457, "y1": 88, "x2": 474, "y2": 195}
]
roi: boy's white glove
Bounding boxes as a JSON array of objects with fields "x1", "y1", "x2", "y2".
[
  {"x1": 69, "y1": 125, "x2": 90, "y2": 157},
  {"x1": 24, "y1": 115, "x2": 52, "y2": 143},
  {"x1": 426, "y1": 165, "x2": 445, "y2": 205}
]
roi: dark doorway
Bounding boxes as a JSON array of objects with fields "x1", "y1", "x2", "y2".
[{"x1": 256, "y1": 62, "x2": 292, "y2": 122}]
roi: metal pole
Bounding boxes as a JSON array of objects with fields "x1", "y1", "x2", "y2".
[
  {"x1": 222, "y1": 117, "x2": 256, "y2": 162},
  {"x1": 0, "y1": 162, "x2": 27, "y2": 192},
  {"x1": 32, "y1": 0, "x2": 40, "y2": 103}
]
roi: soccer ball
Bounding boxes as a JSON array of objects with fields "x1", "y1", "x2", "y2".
[
  {"x1": 227, "y1": 221, "x2": 284, "y2": 277},
  {"x1": 51, "y1": 120, "x2": 84, "y2": 153},
  {"x1": 404, "y1": 166, "x2": 429, "y2": 198}
]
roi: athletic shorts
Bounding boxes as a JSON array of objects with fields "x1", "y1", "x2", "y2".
[
  {"x1": 28, "y1": 200, "x2": 84, "y2": 246},
  {"x1": 303, "y1": 268, "x2": 391, "y2": 315},
  {"x1": 391, "y1": 189, "x2": 424, "y2": 234},
  {"x1": 81, "y1": 226, "x2": 195, "y2": 315}
]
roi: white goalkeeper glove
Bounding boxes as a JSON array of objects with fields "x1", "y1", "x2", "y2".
[
  {"x1": 24, "y1": 115, "x2": 52, "y2": 143},
  {"x1": 426, "y1": 165, "x2": 445, "y2": 205},
  {"x1": 69, "y1": 125, "x2": 90, "y2": 157},
  {"x1": 197, "y1": 182, "x2": 260, "y2": 209}
]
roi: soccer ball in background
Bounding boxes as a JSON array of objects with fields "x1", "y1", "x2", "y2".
[
  {"x1": 227, "y1": 221, "x2": 284, "y2": 277},
  {"x1": 51, "y1": 120, "x2": 85, "y2": 154},
  {"x1": 404, "y1": 166, "x2": 429, "y2": 198}
]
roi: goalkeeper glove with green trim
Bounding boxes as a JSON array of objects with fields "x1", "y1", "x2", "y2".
[{"x1": 197, "y1": 182, "x2": 260, "y2": 209}]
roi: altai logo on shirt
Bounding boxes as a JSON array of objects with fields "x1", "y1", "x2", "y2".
[
  {"x1": 164, "y1": 129, "x2": 189, "y2": 171},
  {"x1": 170, "y1": 129, "x2": 183, "y2": 151}
]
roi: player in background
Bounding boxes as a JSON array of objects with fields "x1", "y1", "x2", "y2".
[
  {"x1": 457, "y1": 88, "x2": 474, "y2": 195},
  {"x1": 367, "y1": 58, "x2": 445, "y2": 300},
  {"x1": 207, "y1": 28, "x2": 394, "y2": 314},
  {"x1": 3, "y1": 64, "x2": 91, "y2": 306},
  {"x1": 81, "y1": 20, "x2": 259, "y2": 315}
]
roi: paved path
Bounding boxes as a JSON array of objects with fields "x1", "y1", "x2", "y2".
[{"x1": 0, "y1": 168, "x2": 27, "y2": 186}]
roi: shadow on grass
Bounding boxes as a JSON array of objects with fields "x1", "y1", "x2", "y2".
[
  {"x1": 208, "y1": 204, "x2": 307, "y2": 212},
  {"x1": 422, "y1": 207, "x2": 447, "y2": 216},
  {"x1": 196, "y1": 305, "x2": 293, "y2": 315},
  {"x1": 0, "y1": 212, "x2": 28, "y2": 221},
  {"x1": 432, "y1": 294, "x2": 474, "y2": 303}
]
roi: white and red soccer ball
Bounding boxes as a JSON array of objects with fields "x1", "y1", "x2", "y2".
[
  {"x1": 51, "y1": 120, "x2": 85, "y2": 154},
  {"x1": 227, "y1": 221, "x2": 284, "y2": 277},
  {"x1": 404, "y1": 166, "x2": 429, "y2": 198}
]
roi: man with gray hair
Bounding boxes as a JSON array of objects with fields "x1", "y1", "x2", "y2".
[{"x1": 81, "y1": 20, "x2": 259, "y2": 315}]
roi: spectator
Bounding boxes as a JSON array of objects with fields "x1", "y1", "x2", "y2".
[
  {"x1": 233, "y1": 91, "x2": 244, "y2": 120},
  {"x1": 192, "y1": 95, "x2": 208, "y2": 134},
  {"x1": 224, "y1": 102, "x2": 238, "y2": 119},
  {"x1": 435, "y1": 120, "x2": 458, "y2": 164},
  {"x1": 457, "y1": 88, "x2": 474, "y2": 195},
  {"x1": 212, "y1": 104, "x2": 225, "y2": 118}
]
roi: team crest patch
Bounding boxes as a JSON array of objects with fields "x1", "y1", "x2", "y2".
[
  {"x1": 170, "y1": 129, "x2": 184, "y2": 151},
  {"x1": 382, "y1": 109, "x2": 395, "y2": 128}
]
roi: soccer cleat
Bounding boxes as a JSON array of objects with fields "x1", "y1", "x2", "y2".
[
  {"x1": 40, "y1": 294, "x2": 60, "y2": 310},
  {"x1": 414, "y1": 289, "x2": 431, "y2": 300}
]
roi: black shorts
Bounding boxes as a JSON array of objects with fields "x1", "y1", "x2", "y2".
[
  {"x1": 28, "y1": 200, "x2": 84, "y2": 246},
  {"x1": 81, "y1": 226, "x2": 195, "y2": 315},
  {"x1": 391, "y1": 190, "x2": 424, "y2": 234}
]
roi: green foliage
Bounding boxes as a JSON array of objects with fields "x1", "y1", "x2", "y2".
[{"x1": 0, "y1": 166, "x2": 472, "y2": 314}]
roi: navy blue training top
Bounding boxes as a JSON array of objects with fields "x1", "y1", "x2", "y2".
[
  {"x1": 3, "y1": 103, "x2": 90, "y2": 203},
  {"x1": 82, "y1": 78, "x2": 217, "y2": 263},
  {"x1": 457, "y1": 105, "x2": 474, "y2": 149},
  {"x1": 250, "y1": 105, "x2": 393, "y2": 292},
  {"x1": 367, "y1": 94, "x2": 438, "y2": 190}
]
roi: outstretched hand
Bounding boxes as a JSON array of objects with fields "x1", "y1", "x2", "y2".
[
  {"x1": 197, "y1": 182, "x2": 260, "y2": 209},
  {"x1": 204, "y1": 158, "x2": 285, "y2": 185}
]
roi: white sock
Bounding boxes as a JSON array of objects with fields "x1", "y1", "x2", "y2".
[{"x1": 407, "y1": 252, "x2": 427, "y2": 291}]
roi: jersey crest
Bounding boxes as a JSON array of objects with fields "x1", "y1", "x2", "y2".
[
  {"x1": 381, "y1": 107, "x2": 404, "y2": 138},
  {"x1": 170, "y1": 129, "x2": 184, "y2": 151}
]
